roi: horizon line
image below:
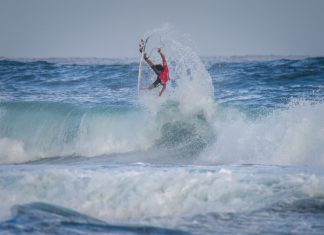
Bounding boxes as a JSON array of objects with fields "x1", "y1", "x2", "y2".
[{"x1": 1, "y1": 54, "x2": 323, "y2": 60}]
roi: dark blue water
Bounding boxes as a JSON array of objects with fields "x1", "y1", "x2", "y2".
[{"x1": 0, "y1": 54, "x2": 324, "y2": 234}]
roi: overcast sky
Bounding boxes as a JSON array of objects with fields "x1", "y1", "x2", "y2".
[{"x1": 0, "y1": 0, "x2": 323, "y2": 58}]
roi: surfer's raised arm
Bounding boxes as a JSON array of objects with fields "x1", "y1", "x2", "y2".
[
  {"x1": 158, "y1": 48, "x2": 168, "y2": 70},
  {"x1": 157, "y1": 48, "x2": 165, "y2": 61},
  {"x1": 143, "y1": 53, "x2": 155, "y2": 68}
]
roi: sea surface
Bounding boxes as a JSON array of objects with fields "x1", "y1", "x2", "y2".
[{"x1": 0, "y1": 42, "x2": 324, "y2": 234}]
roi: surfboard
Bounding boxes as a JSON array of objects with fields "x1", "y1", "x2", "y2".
[{"x1": 138, "y1": 36, "x2": 150, "y2": 95}]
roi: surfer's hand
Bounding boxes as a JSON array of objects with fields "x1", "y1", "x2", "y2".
[
  {"x1": 143, "y1": 53, "x2": 148, "y2": 59},
  {"x1": 157, "y1": 48, "x2": 161, "y2": 53}
]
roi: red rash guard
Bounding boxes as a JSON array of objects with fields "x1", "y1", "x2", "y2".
[{"x1": 160, "y1": 57, "x2": 170, "y2": 85}]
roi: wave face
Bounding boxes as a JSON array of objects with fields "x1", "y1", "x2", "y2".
[{"x1": 0, "y1": 100, "x2": 215, "y2": 163}]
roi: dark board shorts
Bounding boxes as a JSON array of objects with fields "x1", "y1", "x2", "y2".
[{"x1": 152, "y1": 77, "x2": 162, "y2": 87}]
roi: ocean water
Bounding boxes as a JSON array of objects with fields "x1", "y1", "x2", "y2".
[{"x1": 0, "y1": 44, "x2": 324, "y2": 234}]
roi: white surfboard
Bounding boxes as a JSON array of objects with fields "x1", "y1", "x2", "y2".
[{"x1": 137, "y1": 37, "x2": 150, "y2": 95}]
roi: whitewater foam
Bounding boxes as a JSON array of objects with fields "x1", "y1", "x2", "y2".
[
  {"x1": 0, "y1": 164, "x2": 323, "y2": 225},
  {"x1": 200, "y1": 100, "x2": 324, "y2": 166}
]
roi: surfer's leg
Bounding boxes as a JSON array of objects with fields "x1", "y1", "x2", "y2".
[
  {"x1": 148, "y1": 84, "x2": 155, "y2": 90},
  {"x1": 159, "y1": 84, "x2": 166, "y2": 96},
  {"x1": 149, "y1": 78, "x2": 161, "y2": 90}
]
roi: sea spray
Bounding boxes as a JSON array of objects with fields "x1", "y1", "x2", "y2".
[{"x1": 138, "y1": 27, "x2": 215, "y2": 119}]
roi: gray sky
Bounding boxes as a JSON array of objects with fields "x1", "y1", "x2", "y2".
[{"x1": 0, "y1": 0, "x2": 323, "y2": 58}]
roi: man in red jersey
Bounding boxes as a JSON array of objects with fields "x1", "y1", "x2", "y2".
[{"x1": 139, "y1": 47, "x2": 170, "y2": 96}]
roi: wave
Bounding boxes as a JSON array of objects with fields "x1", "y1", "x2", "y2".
[
  {"x1": 0, "y1": 101, "x2": 148, "y2": 163},
  {"x1": 208, "y1": 56, "x2": 324, "y2": 83},
  {"x1": 0, "y1": 164, "x2": 323, "y2": 223},
  {"x1": 0, "y1": 58, "x2": 139, "y2": 105},
  {"x1": 0, "y1": 100, "x2": 214, "y2": 164},
  {"x1": 0, "y1": 57, "x2": 139, "y2": 65},
  {"x1": 204, "y1": 55, "x2": 324, "y2": 65},
  {"x1": 0, "y1": 99, "x2": 324, "y2": 166},
  {"x1": 0, "y1": 202, "x2": 188, "y2": 235},
  {"x1": 270, "y1": 197, "x2": 324, "y2": 213}
]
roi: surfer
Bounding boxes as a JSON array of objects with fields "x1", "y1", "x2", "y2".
[{"x1": 139, "y1": 46, "x2": 170, "y2": 96}]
